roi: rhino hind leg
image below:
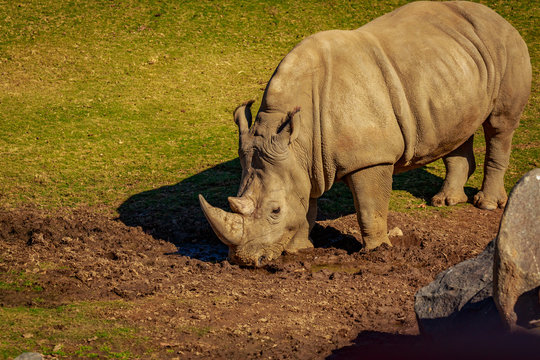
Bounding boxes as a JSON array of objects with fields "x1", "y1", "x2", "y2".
[
  {"x1": 475, "y1": 68, "x2": 531, "y2": 209},
  {"x1": 345, "y1": 164, "x2": 393, "y2": 250},
  {"x1": 474, "y1": 40, "x2": 531, "y2": 210},
  {"x1": 432, "y1": 135, "x2": 475, "y2": 207},
  {"x1": 473, "y1": 120, "x2": 516, "y2": 210}
]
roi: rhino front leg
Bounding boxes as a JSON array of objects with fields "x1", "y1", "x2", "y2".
[
  {"x1": 432, "y1": 135, "x2": 476, "y2": 207},
  {"x1": 284, "y1": 198, "x2": 317, "y2": 253},
  {"x1": 307, "y1": 197, "x2": 317, "y2": 232},
  {"x1": 345, "y1": 165, "x2": 393, "y2": 250}
]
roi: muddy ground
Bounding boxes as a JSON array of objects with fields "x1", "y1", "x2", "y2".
[{"x1": 2, "y1": 203, "x2": 535, "y2": 359}]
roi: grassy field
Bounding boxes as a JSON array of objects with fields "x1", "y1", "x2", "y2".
[
  {"x1": 0, "y1": 1, "x2": 537, "y2": 356},
  {"x1": 0, "y1": 0, "x2": 537, "y2": 215},
  {"x1": 1, "y1": 301, "x2": 142, "y2": 359}
]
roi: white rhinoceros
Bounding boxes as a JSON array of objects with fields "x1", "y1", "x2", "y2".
[{"x1": 199, "y1": 1, "x2": 531, "y2": 266}]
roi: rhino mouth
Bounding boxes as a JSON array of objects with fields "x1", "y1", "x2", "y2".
[{"x1": 229, "y1": 241, "x2": 285, "y2": 267}]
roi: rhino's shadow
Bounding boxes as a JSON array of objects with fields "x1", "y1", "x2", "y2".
[
  {"x1": 117, "y1": 159, "x2": 243, "y2": 263},
  {"x1": 392, "y1": 166, "x2": 478, "y2": 204},
  {"x1": 317, "y1": 166, "x2": 478, "y2": 220},
  {"x1": 117, "y1": 159, "x2": 474, "y2": 262}
]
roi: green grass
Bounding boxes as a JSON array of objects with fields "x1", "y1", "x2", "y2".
[
  {"x1": 0, "y1": 1, "x2": 537, "y2": 357},
  {"x1": 0, "y1": 301, "x2": 142, "y2": 359},
  {"x1": 0, "y1": 0, "x2": 537, "y2": 215},
  {"x1": 0, "y1": 271, "x2": 43, "y2": 293}
]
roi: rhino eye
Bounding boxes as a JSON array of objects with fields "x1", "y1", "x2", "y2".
[{"x1": 272, "y1": 207, "x2": 281, "y2": 214}]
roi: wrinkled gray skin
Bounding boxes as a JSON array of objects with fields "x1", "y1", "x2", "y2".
[{"x1": 199, "y1": 1, "x2": 531, "y2": 267}]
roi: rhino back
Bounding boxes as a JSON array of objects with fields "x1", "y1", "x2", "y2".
[
  {"x1": 360, "y1": 1, "x2": 527, "y2": 170},
  {"x1": 259, "y1": 1, "x2": 529, "y2": 197}
]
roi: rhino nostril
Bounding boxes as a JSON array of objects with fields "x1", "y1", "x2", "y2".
[{"x1": 257, "y1": 255, "x2": 267, "y2": 266}]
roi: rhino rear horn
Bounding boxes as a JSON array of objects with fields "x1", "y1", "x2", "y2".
[
  {"x1": 199, "y1": 194, "x2": 244, "y2": 246},
  {"x1": 234, "y1": 100, "x2": 255, "y2": 134},
  {"x1": 228, "y1": 196, "x2": 255, "y2": 216}
]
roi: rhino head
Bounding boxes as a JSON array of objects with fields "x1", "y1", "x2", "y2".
[{"x1": 199, "y1": 101, "x2": 312, "y2": 267}]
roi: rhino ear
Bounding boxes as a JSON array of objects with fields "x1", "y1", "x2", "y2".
[
  {"x1": 277, "y1": 107, "x2": 301, "y2": 145},
  {"x1": 234, "y1": 100, "x2": 255, "y2": 135}
]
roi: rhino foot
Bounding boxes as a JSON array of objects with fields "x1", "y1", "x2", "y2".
[
  {"x1": 431, "y1": 189, "x2": 468, "y2": 207},
  {"x1": 284, "y1": 235, "x2": 314, "y2": 254},
  {"x1": 473, "y1": 190, "x2": 507, "y2": 210},
  {"x1": 363, "y1": 235, "x2": 392, "y2": 251}
]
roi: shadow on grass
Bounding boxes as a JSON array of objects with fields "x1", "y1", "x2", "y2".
[
  {"x1": 316, "y1": 166, "x2": 477, "y2": 219},
  {"x1": 304, "y1": 167, "x2": 450, "y2": 220},
  {"x1": 117, "y1": 161, "x2": 474, "y2": 262},
  {"x1": 392, "y1": 167, "x2": 478, "y2": 203},
  {"x1": 117, "y1": 158, "x2": 242, "y2": 263}
]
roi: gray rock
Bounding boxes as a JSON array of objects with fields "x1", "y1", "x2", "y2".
[
  {"x1": 387, "y1": 226, "x2": 403, "y2": 237},
  {"x1": 494, "y1": 168, "x2": 540, "y2": 330},
  {"x1": 414, "y1": 240, "x2": 505, "y2": 338},
  {"x1": 14, "y1": 353, "x2": 43, "y2": 360}
]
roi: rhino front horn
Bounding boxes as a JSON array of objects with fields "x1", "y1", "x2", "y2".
[{"x1": 199, "y1": 194, "x2": 244, "y2": 246}]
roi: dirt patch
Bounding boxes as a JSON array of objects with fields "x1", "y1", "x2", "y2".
[{"x1": 1, "y1": 205, "x2": 506, "y2": 358}]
